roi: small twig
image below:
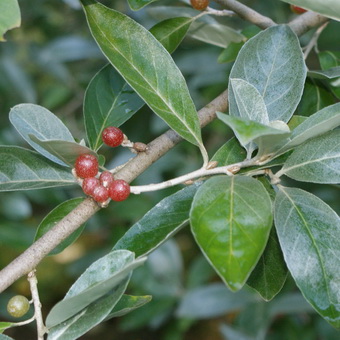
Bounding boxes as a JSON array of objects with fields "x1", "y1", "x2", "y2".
[
  {"x1": 303, "y1": 21, "x2": 329, "y2": 59},
  {"x1": 27, "y1": 270, "x2": 47, "y2": 340},
  {"x1": 8, "y1": 316, "x2": 36, "y2": 327},
  {"x1": 130, "y1": 159, "x2": 253, "y2": 194}
]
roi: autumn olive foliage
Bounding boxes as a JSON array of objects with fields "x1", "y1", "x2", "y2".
[{"x1": 0, "y1": 0, "x2": 340, "y2": 339}]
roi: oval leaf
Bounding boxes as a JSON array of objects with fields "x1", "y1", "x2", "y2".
[
  {"x1": 9, "y1": 104, "x2": 75, "y2": 166},
  {"x1": 274, "y1": 187, "x2": 340, "y2": 328},
  {"x1": 81, "y1": 0, "x2": 206, "y2": 160},
  {"x1": 0, "y1": 146, "x2": 75, "y2": 191},
  {"x1": 279, "y1": 130, "x2": 340, "y2": 183},
  {"x1": 47, "y1": 278, "x2": 130, "y2": 340},
  {"x1": 113, "y1": 182, "x2": 201, "y2": 257},
  {"x1": 0, "y1": 0, "x2": 20, "y2": 41},
  {"x1": 229, "y1": 25, "x2": 306, "y2": 122},
  {"x1": 35, "y1": 198, "x2": 86, "y2": 255},
  {"x1": 84, "y1": 64, "x2": 144, "y2": 151},
  {"x1": 211, "y1": 137, "x2": 247, "y2": 166},
  {"x1": 190, "y1": 176, "x2": 273, "y2": 291},
  {"x1": 46, "y1": 250, "x2": 146, "y2": 328},
  {"x1": 28, "y1": 135, "x2": 98, "y2": 167}
]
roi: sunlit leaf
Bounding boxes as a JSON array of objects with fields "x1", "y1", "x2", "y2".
[
  {"x1": 274, "y1": 187, "x2": 340, "y2": 328},
  {"x1": 229, "y1": 25, "x2": 306, "y2": 122}
]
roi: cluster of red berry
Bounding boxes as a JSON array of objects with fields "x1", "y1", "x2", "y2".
[{"x1": 74, "y1": 127, "x2": 130, "y2": 203}]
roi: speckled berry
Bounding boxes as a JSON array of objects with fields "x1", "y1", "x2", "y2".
[
  {"x1": 7, "y1": 295, "x2": 30, "y2": 318},
  {"x1": 290, "y1": 5, "x2": 307, "y2": 14},
  {"x1": 92, "y1": 185, "x2": 109, "y2": 203},
  {"x1": 102, "y1": 127, "x2": 124, "y2": 147},
  {"x1": 75, "y1": 154, "x2": 98, "y2": 178},
  {"x1": 190, "y1": 0, "x2": 209, "y2": 11},
  {"x1": 82, "y1": 177, "x2": 100, "y2": 196},
  {"x1": 99, "y1": 171, "x2": 114, "y2": 188},
  {"x1": 108, "y1": 180, "x2": 130, "y2": 202}
]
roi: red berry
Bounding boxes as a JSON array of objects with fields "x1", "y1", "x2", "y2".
[
  {"x1": 92, "y1": 185, "x2": 109, "y2": 203},
  {"x1": 108, "y1": 180, "x2": 130, "y2": 202},
  {"x1": 290, "y1": 5, "x2": 307, "y2": 14},
  {"x1": 190, "y1": 0, "x2": 209, "y2": 11},
  {"x1": 99, "y1": 171, "x2": 114, "y2": 188},
  {"x1": 102, "y1": 127, "x2": 124, "y2": 147},
  {"x1": 82, "y1": 177, "x2": 100, "y2": 196},
  {"x1": 75, "y1": 154, "x2": 99, "y2": 178}
]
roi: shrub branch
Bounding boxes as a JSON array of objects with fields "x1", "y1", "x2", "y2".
[{"x1": 0, "y1": 1, "x2": 328, "y2": 293}]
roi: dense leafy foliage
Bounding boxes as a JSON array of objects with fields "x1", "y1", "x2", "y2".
[{"x1": 1, "y1": 0, "x2": 340, "y2": 339}]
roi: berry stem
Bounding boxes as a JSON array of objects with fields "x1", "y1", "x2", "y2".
[
  {"x1": 27, "y1": 270, "x2": 47, "y2": 340},
  {"x1": 130, "y1": 158, "x2": 256, "y2": 194}
]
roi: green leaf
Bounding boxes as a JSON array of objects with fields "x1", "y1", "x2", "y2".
[
  {"x1": 84, "y1": 18, "x2": 192, "y2": 151},
  {"x1": 217, "y1": 113, "x2": 290, "y2": 154},
  {"x1": 211, "y1": 137, "x2": 247, "y2": 166},
  {"x1": 229, "y1": 78, "x2": 269, "y2": 124},
  {"x1": 84, "y1": 64, "x2": 144, "y2": 151},
  {"x1": 288, "y1": 115, "x2": 308, "y2": 129},
  {"x1": 229, "y1": 25, "x2": 306, "y2": 122},
  {"x1": 104, "y1": 294, "x2": 152, "y2": 319},
  {"x1": 319, "y1": 51, "x2": 340, "y2": 70},
  {"x1": 278, "y1": 130, "x2": 340, "y2": 183},
  {"x1": 247, "y1": 228, "x2": 288, "y2": 301},
  {"x1": 274, "y1": 187, "x2": 340, "y2": 328},
  {"x1": 296, "y1": 79, "x2": 335, "y2": 117},
  {"x1": 127, "y1": 0, "x2": 158, "y2": 10},
  {"x1": 113, "y1": 183, "x2": 201, "y2": 257},
  {"x1": 190, "y1": 176, "x2": 273, "y2": 291},
  {"x1": 34, "y1": 198, "x2": 86, "y2": 255},
  {"x1": 176, "y1": 283, "x2": 257, "y2": 319},
  {"x1": 275, "y1": 102, "x2": 340, "y2": 156},
  {"x1": 28, "y1": 135, "x2": 98, "y2": 167},
  {"x1": 189, "y1": 21, "x2": 243, "y2": 48},
  {"x1": 308, "y1": 67, "x2": 340, "y2": 79},
  {"x1": 0, "y1": 146, "x2": 75, "y2": 191},
  {"x1": 281, "y1": 0, "x2": 340, "y2": 21},
  {"x1": 0, "y1": 0, "x2": 20, "y2": 41},
  {"x1": 81, "y1": 0, "x2": 207, "y2": 161},
  {"x1": 9, "y1": 104, "x2": 75, "y2": 166},
  {"x1": 46, "y1": 250, "x2": 146, "y2": 328},
  {"x1": 47, "y1": 278, "x2": 130, "y2": 340},
  {"x1": 0, "y1": 322, "x2": 14, "y2": 333},
  {"x1": 150, "y1": 17, "x2": 193, "y2": 54}
]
